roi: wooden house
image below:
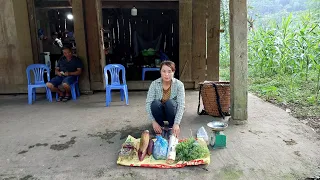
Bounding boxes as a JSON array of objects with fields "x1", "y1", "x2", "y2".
[{"x1": 0, "y1": 0, "x2": 248, "y2": 122}]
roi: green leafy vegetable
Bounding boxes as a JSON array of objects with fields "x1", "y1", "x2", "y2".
[{"x1": 175, "y1": 138, "x2": 210, "y2": 161}]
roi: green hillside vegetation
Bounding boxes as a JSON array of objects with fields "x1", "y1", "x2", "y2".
[{"x1": 219, "y1": 0, "x2": 320, "y2": 133}]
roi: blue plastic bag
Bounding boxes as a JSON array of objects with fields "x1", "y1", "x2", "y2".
[{"x1": 152, "y1": 135, "x2": 168, "y2": 160}]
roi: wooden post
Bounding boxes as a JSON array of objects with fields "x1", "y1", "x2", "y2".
[
  {"x1": 179, "y1": 0, "x2": 192, "y2": 83},
  {"x1": 84, "y1": 0, "x2": 104, "y2": 90},
  {"x1": 192, "y1": 0, "x2": 207, "y2": 88},
  {"x1": 72, "y1": 0, "x2": 91, "y2": 93},
  {"x1": 96, "y1": 0, "x2": 106, "y2": 88},
  {"x1": 229, "y1": 0, "x2": 248, "y2": 123},
  {"x1": 26, "y1": 0, "x2": 39, "y2": 64},
  {"x1": 206, "y1": 0, "x2": 220, "y2": 81}
]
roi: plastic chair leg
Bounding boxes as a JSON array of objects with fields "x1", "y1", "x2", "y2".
[
  {"x1": 124, "y1": 86, "x2": 129, "y2": 105},
  {"x1": 48, "y1": 89, "x2": 53, "y2": 102},
  {"x1": 28, "y1": 87, "x2": 33, "y2": 105},
  {"x1": 32, "y1": 88, "x2": 36, "y2": 101},
  {"x1": 106, "y1": 87, "x2": 112, "y2": 106},
  {"x1": 109, "y1": 89, "x2": 112, "y2": 103},
  {"x1": 46, "y1": 88, "x2": 52, "y2": 102},
  {"x1": 105, "y1": 89, "x2": 108, "y2": 107},
  {"x1": 120, "y1": 89, "x2": 124, "y2": 101},
  {"x1": 71, "y1": 85, "x2": 77, "y2": 100},
  {"x1": 76, "y1": 83, "x2": 80, "y2": 96},
  {"x1": 142, "y1": 70, "x2": 145, "y2": 80}
]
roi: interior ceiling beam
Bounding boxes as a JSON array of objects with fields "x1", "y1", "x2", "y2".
[
  {"x1": 36, "y1": 1, "x2": 178, "y2": 9},
  {"x1": 101, "y1": 1, "x2": 178, "y2": 9},
  {"x1": 35, "y1": 1, "x2": 71, "y2": 9},
  {"x1": 102, "y1": 0, "x2": 178, "y2": 1}
]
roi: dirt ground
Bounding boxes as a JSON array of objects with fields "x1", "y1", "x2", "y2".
[
  {"x1": 0, "y1": 91, "x2": 319, "y2": 180},
  {"x1": 266, "y1": 98, "x2": 320, "y2": 135}
]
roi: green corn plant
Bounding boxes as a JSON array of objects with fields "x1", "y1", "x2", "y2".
[
  {"x1": 223, "y1": 0, "x2": 320, "y2": 107},
  {"x1": 314, "y1": 47, "x2": 320, "y2": 100}
]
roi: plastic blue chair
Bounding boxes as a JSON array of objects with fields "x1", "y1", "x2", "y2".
[
  {"x1": 26, "y1": 64, "x2": 52, "y2": 104},
  {"x1": 104, "y1": 64, "x2": 129, "y2": 106},
  {"x1": 55, "y1": 76, "x2": 80, "y2": 101},
  {"x1": 142, "y1": 67, "x2": 160, "y2": 80}
]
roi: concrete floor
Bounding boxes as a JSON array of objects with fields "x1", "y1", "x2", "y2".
[{"x1": 0, "y1": 91, "x2": 319, "y2": 180}]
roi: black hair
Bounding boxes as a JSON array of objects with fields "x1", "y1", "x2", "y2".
[
  {"x1": 62, "y1": 46, "x2": 72, "y2": 52},
  {"x1": 160, "y1": 60, "x2": 176, "y2": 72}
]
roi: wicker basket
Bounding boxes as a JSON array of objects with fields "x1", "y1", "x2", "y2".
[{"x1": 198, "y1": 81, "x2": 230, "y2": 117}]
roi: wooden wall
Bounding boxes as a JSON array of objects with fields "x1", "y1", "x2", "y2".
[
  {"x1": 0, "y1": 0, "x2": 221, "y2": 93},
  {"x1": 180, "y1": 0, "x2": 220, "y2": 88},
  {"x1": 0, "y1": 0, "x2": 34, "y2": 94},
  {"x1": 178, "y1": 0, "x2": 192, "y2": 82},
  {"x1": 192, "y1": 0, "x2": 207, "y2": 87},
  {"x1": 207, "y1": 0, "x2": 220, "y2": 81}
]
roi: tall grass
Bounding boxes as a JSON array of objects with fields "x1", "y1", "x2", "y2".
[{"x1": 219, "y1": 6, "x2": 320, "y2": 117}]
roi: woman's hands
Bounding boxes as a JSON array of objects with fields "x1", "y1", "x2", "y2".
[
  {"x1": 152, "y1": 121, "x2": 180, "y2": 138},
  {"x1": 152, "y1": 121, "x2": 162, "y2": 134},
  {"x1": 172, "y1": 124, "x2": 180, "y2": 137}
]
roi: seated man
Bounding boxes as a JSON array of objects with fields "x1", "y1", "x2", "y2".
[{"x1": 46, "y1": 46, "x2": 83, "y2": 102}]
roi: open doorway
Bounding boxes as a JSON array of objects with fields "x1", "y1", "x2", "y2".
[
  {"x1": 34, "y1": 1, "x2": 75, "y2": 78},
  {"x1": 102, "y1": 3, "x2": 179, "y2": 81}
]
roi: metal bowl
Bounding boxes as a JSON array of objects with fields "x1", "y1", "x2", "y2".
[{"x1": 207, "y1": 121, "x2": 228, "y2": 131}]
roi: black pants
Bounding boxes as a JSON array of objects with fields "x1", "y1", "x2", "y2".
[{"x1": 151, "y1": 99, "x2": 177, "y2": 128}]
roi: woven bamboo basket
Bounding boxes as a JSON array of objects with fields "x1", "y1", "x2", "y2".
[{"x1": 199, "y1": 81, "x2": 230, "y2": 117}]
